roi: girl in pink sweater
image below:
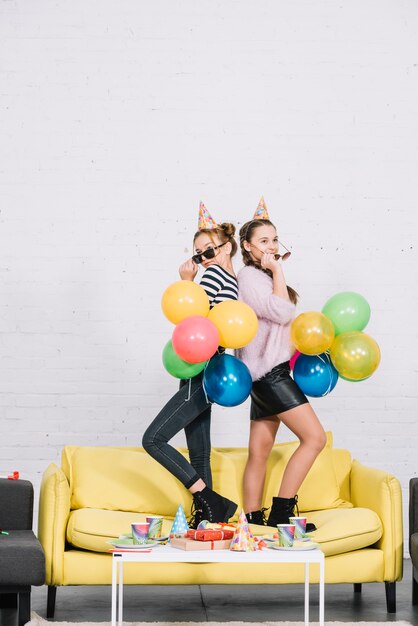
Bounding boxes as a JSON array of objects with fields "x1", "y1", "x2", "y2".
[{"x1": 236, "y1": 200, "x2": 326, "y2": 529}]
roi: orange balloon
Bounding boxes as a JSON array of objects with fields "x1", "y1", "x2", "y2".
[
  {"x1": 208, "y1": 300, "x2": 258, "y2": 349},
  {"x1": 161, "y1": 281, "x2": 210, "y2": 324},
  {"x1": 290, "y1": 311, "x2": 335, "y2": 356}
]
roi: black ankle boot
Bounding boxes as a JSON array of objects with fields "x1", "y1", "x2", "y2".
[
  {"x1": 193, "y1": 487, "x2": 237, "y2": 524},
  {"x1": 188, "y1": 499, "x2": 204, "y2": 530},
  {"x1": 246, "y1": 509, "x2": 268, "y2": 526},
  {"x1": 266, "y1": 495, "x2": 316, "y2": 532}
]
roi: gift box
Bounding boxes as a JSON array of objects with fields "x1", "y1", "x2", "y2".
[
  {"x1": 186, "y1": 529, "x2": 234, "y2": 541},
  {"x1": 170, "y1": 536, "x2": 232, "y2": 551}
]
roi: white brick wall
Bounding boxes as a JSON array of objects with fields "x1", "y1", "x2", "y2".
[{"x1": 1, "y1": 1, "x2": 417, "y2": 551}]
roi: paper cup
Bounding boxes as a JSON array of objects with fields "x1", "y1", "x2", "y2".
[
  {"x1": 146, "y1": 516, "x2": 163, "y2": 539},
  {"x1": 289, "y1": 516, "x2": 307, "y2": 539},
  {"x1": 131, "y1": 522, "x2": 150, "y2": 545},
  {"x1": 277, "y1": 523, "x2": 295, "y2": 547}
]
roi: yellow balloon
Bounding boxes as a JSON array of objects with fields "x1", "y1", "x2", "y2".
[
  {"x1": 161, "y1": 281, "x2": 210, "y2": 324},
  {"x1": 290, "y1": 311, "x2": 335, "y2": 355},
  {"x1": 208, "y1": 300, "x2": 258, "y2": 349},
  {"x1": 330, "y1": 331, "x2": 381, "y2": 381}
]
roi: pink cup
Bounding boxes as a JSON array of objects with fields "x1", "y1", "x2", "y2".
[
  {"x1": 131, "y1": 522, "x2": 150, "y2": 545},
  {"x1": 289, "y1": 516, "x2": 307, "y2": 539}
]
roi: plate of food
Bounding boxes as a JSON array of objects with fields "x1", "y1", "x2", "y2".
[
  {"x1": 119, "y1": 533, "x2": 169, "y2": 543},
  {"x1": 261, "y1": 534, "x2": 311, "y2": 542},
  {"x1": 268, "y1": 541, "x2": 320, "y2": 551},
  {"x1": 108, "y1": 538, "x2": 158, "y2": 549}
]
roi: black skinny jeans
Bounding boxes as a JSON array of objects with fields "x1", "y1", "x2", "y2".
[{"x1": 142, "y1": 372, "x2": 212, "y2": 490}]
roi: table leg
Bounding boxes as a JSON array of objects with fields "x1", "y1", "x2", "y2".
[
  {"x1": 111, "y1": 557, "x2": 117, "y2": 626},
  {"x1": 118, "y1": 561, "x2": 124, "y2": 626},
  {"x1": 304, "y1": 562, "x2": 309, "y2": 626},
  {"x1": 319, "y1": 557, "x2": 325, "y2": 626}
]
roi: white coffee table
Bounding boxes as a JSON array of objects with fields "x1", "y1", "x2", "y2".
[{"x1": 111, "y1": 544, "x2": 324, "y2": 626}]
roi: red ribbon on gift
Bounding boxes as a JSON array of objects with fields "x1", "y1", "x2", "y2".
[{"x1": 186, "y1": 529, "x2": 234, "y2": 541}]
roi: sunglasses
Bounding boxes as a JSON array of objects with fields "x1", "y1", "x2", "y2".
[
  {"x1": 250, "y1": 241, "x2": 292, "y2": 261},
  {"x1": 192, "y1": 242, "x2": 227, "y2": 265}
]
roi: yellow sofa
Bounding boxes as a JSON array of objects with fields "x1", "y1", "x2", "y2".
[{"x1": 38, "y1": 433, "x2": 403, "y2": 616}]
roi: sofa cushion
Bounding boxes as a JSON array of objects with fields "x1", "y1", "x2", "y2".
[
  {"x1": 250, "y1": 507, "x2": 382, "y2": 558},
  {"x1": 300, "y1": 507, "x2": 382, "y2": 557},
  {"x1": 67, "y1": 508, "x2": 174, "y2": 553},
  {"x1": 0, "y1": 530, "x2": 45, "y2": 585},
  {"x1": 67, "y1": 505, "x2": 382, "y2": 557},
  {"x1": 68, "y1": 447, "x2": 193, "y2": 516}
]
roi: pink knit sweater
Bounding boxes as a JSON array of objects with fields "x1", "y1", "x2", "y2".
[{"x1": 235, "y1": 265, "x2": 296, "y2": 381}]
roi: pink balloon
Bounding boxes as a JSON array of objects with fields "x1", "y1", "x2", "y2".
[
  {"x1": 289, "y1": 350, "x2": 301, "y2": 371},
  {"x1": 172, "y1": 316, "x2": 220, "y2": 364}
]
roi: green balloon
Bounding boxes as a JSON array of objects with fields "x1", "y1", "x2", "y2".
[
  {"x1": 162, "y1": 340, "x2": 207, "y2": 379},
  {"x1": 322, "y1": 292, "x2": 371, "y2": 335}
]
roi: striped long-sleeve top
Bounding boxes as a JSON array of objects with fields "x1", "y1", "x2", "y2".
[{"x1": 199, "y1": 264, "x2": 238, "y2": 308}]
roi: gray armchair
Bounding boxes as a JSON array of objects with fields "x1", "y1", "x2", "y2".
[
  {"x1": 0, "y1": 478, "x2": 45, "y2": 626},
  {"x1": 410, "y1": 478, "x2": 418, "y2": 604}
]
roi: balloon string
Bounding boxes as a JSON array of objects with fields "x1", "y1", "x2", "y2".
[
  {"x1": 185, "y1": 377, "x2": 192, "y2": 402},
  {"x1": 317, "y1": 353, "x2": 334, "y2": 397},
  {"x1": 202, "y1": 360, "x2": 212, "y2": 405}
]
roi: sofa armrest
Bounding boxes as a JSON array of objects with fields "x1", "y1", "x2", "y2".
[
  {"x1": 0, "y1": 478, "x2": 34, "y2": 530},
  {"x1": 410, "y1": 478, "x2": 418, "y2": 549},
  {"x1": 351, "y1": 460, "x2": 403, "y2": 581},
  {"x1": 38, "y1": 463, "x2": 71, "y2": 586}
]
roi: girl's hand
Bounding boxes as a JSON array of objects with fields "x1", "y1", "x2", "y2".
[
  {"x1": 179, "y1": 259, "x2": 198, "y2": 281},
  {"x1": 261, "y1": 252, "x2": 282, "y2": 273}
]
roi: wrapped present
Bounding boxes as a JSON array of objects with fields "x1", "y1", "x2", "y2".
[
  {"x1": 186, "y1": 529, "x2": 234, "y2": 541},
  {"x1": 200, "y1": 521, "x2": 236, "y2": 531},
  {"x1": 170, "y1": 536, "x2": 232, "y2": 551}
]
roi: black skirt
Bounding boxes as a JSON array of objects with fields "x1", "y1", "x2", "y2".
[{"x1": 250, "y1": 361, "x2": 309, "y2": 420}]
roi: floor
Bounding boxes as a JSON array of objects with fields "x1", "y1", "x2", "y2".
[{"x1": 1, "y1": 559, "x2": 417, "y2": 625}]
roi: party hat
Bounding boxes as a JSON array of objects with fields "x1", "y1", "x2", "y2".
[
  {"x1": 229, "y1": 510, "x2": 257, "y2": 552},
  {"x1": 253, "y1": 196, "x2": 270, "y2": 221},
  {"x1": 198, "y1": 202, "x2": 218, "y2": 230},
  {"x1": 170, "y1": 504, "x2": 189, "y2": 536}
]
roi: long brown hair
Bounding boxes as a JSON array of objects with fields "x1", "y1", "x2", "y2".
[
  {"x1": 239, "y1": 219, "x2": 298, "y2": 304},
  {"x1": 194, "y1": 222, "x2": 237, "y2": 258}
]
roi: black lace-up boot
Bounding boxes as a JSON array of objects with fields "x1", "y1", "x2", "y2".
[
  {"x1": 246, "y1": 508, "x2": 268, "y2": 526},
  {"x1": 188, "y1": 499, "x2": 204, "y2": 530},
  {"x1": 192, "y1": 487, "x2": 237, "y2": 525},
  {"x1": 266, "y1": 495, "x2": 316, "y2": 532}
]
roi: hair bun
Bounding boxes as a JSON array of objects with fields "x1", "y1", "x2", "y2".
[{"x1": 219, "y1": 222, "x2": 236, "y2": 238}]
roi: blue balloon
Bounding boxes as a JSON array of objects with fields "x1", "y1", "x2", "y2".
[
  {"x1": 293, "y1": 352, "x2": 338, "y2": 398},
  {"x1": 203, "y1": 353, "x2": 252, "y2": 407}
]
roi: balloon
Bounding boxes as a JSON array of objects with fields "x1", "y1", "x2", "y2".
[
  {"x1": 161, "y1": 281, "x2": 210, "y2": 324},
  {"x1": 290, "y1": 312, "x2": 335, "y2": 356},
  {"x1": 289, "y1": 350, "x2": 301, "y2": 371},
  {"x1": 162, "y1": 340, "x2": 207, "y2": 379},
  {"x1": 330, "y1": 331, "x2": 381, "y2": 381},
  {"x1": 208, "y1": 301, "x2": 258, "y2": 349},
  {"x1": 322, "y1": 292, "x2": 371, "y2": 335},
  {"x1": 172, "y1": 316, "x2": 220, "y2": 364},
  {"x1": 293, "y1": 353, "x2": 339, "y2": 397},
  {"x1": 340, "y1": 374, "x2": 370, "y2": 382},
  {"x1": 203, "y1": 353, "x2": 252, "y2": 407}
]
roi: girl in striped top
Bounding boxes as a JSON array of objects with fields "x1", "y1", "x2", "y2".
[{"x1": 142, "y1": 209, "x2": 238, "y2": 528}]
